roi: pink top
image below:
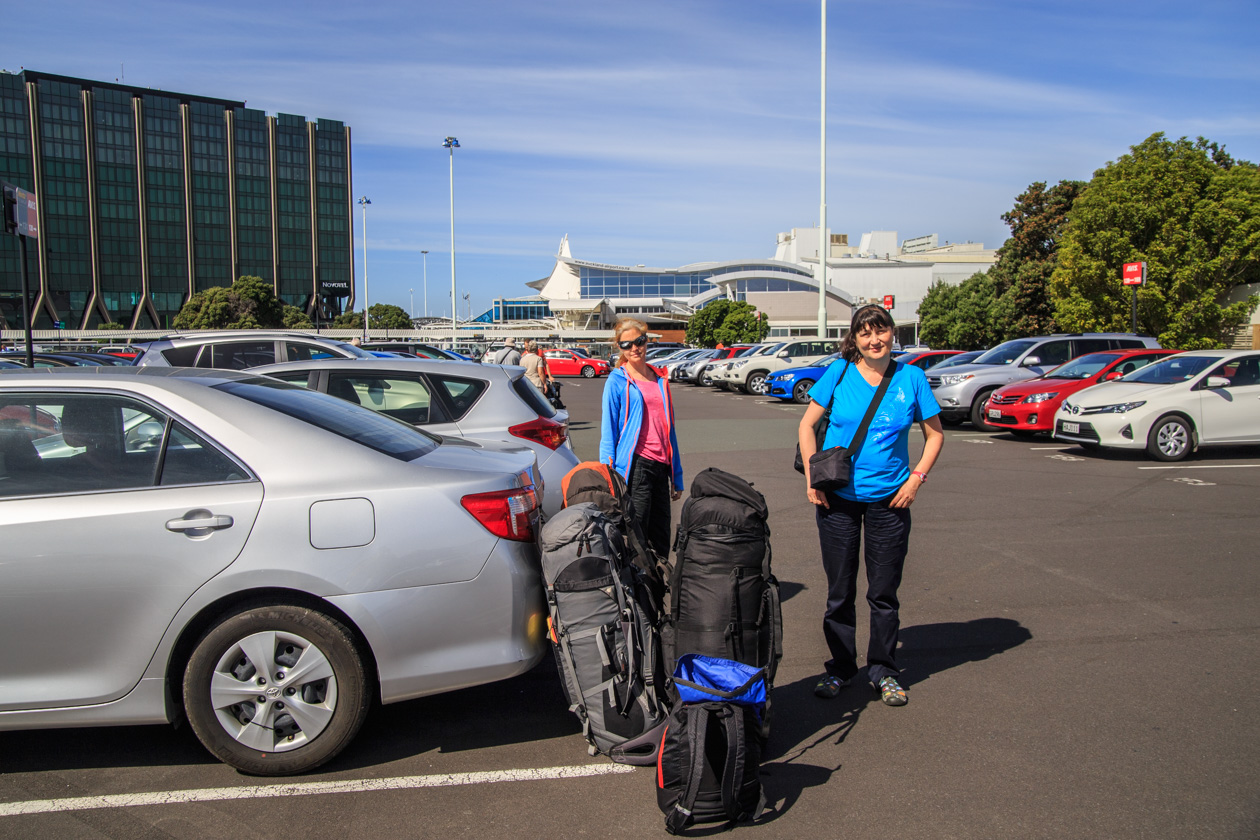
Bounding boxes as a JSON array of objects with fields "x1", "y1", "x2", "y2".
[{"x1": 633, "y1": 377, "x2": 670, "y2": 464}]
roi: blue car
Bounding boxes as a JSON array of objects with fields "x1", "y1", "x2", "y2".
[{"x1": 765, "y1": 352, "x2": 842, "y2": 404}]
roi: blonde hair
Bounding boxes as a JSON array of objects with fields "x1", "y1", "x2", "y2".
[{"x1": 613, "y1": 317, "x2": 649, "y2": 367}]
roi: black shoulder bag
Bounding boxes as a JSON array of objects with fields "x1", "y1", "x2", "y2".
[{"x1": 800, "y1": 361, "x2": 896, "y2": 492}]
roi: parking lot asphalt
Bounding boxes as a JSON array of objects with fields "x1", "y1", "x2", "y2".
[{"x1": 3, "y1": 375, "x2": 1258, "y2": 839}]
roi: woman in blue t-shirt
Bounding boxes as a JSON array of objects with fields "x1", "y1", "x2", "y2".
[{"x1": 797, "y1": 305, "x2": 944, "y2": 706}]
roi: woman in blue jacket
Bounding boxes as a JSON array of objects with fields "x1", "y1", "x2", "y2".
[{"x1": 599, "y1": 317, "x2": 684, "y2": 561}]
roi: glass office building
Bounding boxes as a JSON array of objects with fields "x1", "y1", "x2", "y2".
[{"x1": 0, "y1": 70, "x2": 353, "y2": 329}]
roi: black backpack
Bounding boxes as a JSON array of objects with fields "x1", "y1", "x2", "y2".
[
  {"x1": 665, "y1": 468, "x2": 782, "y2": 683},
  {"x1": 656, "y1": 656, "x2": 769, "y2": 834},
  {"x1": 539, "y1": 503, "x2": 671, "y2": 765}
]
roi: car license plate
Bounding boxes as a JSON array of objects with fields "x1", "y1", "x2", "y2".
[
  {"x1": 988, "y1": 408, "x2": 1001, "y2": 419},
  {"x1": 1062, "y1": 422, "x2": 1080, "y2": 434}
]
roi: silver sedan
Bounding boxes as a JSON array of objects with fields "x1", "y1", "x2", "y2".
[
  {"x1": 0, "y1": 368, "x2": 548, "y2": 775},
  {"x1": 249, "y1": 358, "x2": 581, "y2": 517}
]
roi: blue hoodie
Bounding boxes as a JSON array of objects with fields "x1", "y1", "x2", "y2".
[{"x1": 599, "y1": 365, "x2": 684, "y2": 491}]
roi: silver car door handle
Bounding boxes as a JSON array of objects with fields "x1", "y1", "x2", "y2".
[{"x1": 166, "y1": 515, "x2": 234, "y2": 532}]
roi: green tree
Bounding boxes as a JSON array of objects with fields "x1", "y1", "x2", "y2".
[
  {"x1": 172, "y1": 276, "x2": 291, "y2": 330},
  {"x1": 97, "y1": 322, "x2": 127, "y2": 331},
  {"x1": 283, "y1": 305, "x2": 313, "y2": 329},
  {"x1": 916, "y1": 279, "x2": 959, "y2": 349},
  {"x1": 332, "y1": 310, "x2": 363, "y2": 329},
  {"x1": 686, "y1": 299, "x2": 735, "y2": 347},
  {"x1": 1051, "y1": 133, "x2": 1260, "y2": 349},
  {"x1": 367, "y1": 303, "x2": 412, "y2": 330},
  {"x1": 948, "y1": 272, "x2": 1001, "y2": 350},
  {"x1": 685, "y1": 299, "x2": 768, "y2": 346},
  {"x1": 988, "y1": 179, "x2": 1083, "y2": 339}
]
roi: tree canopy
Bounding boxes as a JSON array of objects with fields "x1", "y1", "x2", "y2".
[
  {"x1": 367, "y1": 303, "x2": 412, "y2": 330},
  {"x1": 1050, "y1": 134, "x2": 1260, "y2": 349},
  {"x1": 918, "y1": 180, "x2": 1082, "y2": 349},
  {"x1": 173, "y1": 276, "x2": 311, "y2": 330},
  {"x1": 685, "y1": 299, "x2": 770, "y2": 347}
]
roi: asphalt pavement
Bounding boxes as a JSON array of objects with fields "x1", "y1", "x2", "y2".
[{"x1": 2, "y1": 374, "x2": 1258, "y2": 839}]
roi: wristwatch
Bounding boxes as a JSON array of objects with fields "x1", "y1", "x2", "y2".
[{"x1": 911, "y1": 470, "x2": 928, "y2": 483}]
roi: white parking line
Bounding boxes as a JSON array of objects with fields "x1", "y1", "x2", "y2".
[
  {"x1": 1138, "y1": 464, "x2": 1260, "y2": 470},
  {"x1": 951, "y1": 433, "x2": 993, "y2": 437},
  {"x1": 0, "y1": 764, "x2": 635, "y2": 817}
]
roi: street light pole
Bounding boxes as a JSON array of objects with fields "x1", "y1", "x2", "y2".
[
  {"x1": 444, "y1": 136, "x2": 459, "y2": 348},
  {"x1": 358, "y1": 195, "x2": 372, "y2": 341},
  {"x1": 817, "y1": 0, "x2": 828, "y2": 342},
  {"x1": 409, "y1": 288, "x2": 414, "y2": 319},
  {"x1": 421, "y1": 249, "x2": 429, "y2": 318}
]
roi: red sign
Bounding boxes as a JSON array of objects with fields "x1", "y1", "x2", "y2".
[
  {"x1": 882, "y1": 295, "x2": 895, "y2": 309},
  {"x1": 1122, "y1": 262, "x2": 1145, "y2": 286}
]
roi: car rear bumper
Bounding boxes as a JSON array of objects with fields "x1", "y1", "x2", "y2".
[{"x1": 330, "y1": 538, "x2": 547, "y2": 705}]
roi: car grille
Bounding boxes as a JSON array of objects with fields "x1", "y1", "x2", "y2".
[
  {"x1": 988, "y1": 394, "x2": 1020, "y2": 406},
  {"x1": 927, "y1": 376, "x2": 941, "y2": 388},
  {"x1": 1055, "y1": 419, "x2": 1100, "y2": 442},
  {"x1": 989, "y1": 414, "x2": 1017, "y2": 425}
]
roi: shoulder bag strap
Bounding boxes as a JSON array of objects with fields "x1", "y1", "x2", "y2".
[
  {"x1": 813, "y1": 361, "x2": 849, "y2": 449},
  {"x1": 846, "y1": 361, "x2": 897, "y2": 460}
]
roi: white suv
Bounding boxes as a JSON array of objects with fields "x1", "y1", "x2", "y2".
[{"x1": 721, "y1": 340, "x2": 835, "y2": 395}]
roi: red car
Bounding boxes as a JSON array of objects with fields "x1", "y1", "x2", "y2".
[
  {"x1": 896, "y1": 349, "x2": 962, "y2": 370},
  {"x1": 985, "y1": 348, "x2": 1179, "y2": 435},
  {"x1": 543, "y1": 348, "x2": 611, "y2": 378}
]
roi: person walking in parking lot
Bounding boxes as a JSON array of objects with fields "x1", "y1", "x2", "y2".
[
  {"x1": 494, "y1": 338, "x2": 522, "y2": 366},
  {"x1": 798, "y1": 304, "x2": 944, "y2": 706},
  {"x1": 600, "y1": 317, "x2": 683, "y2": 561}
]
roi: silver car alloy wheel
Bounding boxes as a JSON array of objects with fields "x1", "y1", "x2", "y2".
[
  {"x1": 1155, "y1": 420, "x2": 1189, "y2": 459},
  {"x1": 747, "y1": 373, "x2": 768, "y2": 395},
  {"x1": 210, "y1": 630, "x2": 339, "y2": 753}
]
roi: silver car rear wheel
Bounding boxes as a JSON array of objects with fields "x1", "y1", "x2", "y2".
[{"x1": 184, "y1": 605, "x2": 369, "y2": 775}]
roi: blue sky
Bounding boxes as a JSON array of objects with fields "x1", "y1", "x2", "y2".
[{"x1": 9, "y1": 0, "x2": 1258, "y2": 319}]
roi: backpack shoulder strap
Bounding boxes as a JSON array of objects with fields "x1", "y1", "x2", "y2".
[
  {"x1": 664, "y1": 705, "x2": 710, "y2": 835},
  {"x1": 718, "y1": 705, "x2": 747, "y2": 823}
]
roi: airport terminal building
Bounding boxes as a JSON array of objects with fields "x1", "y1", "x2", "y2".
[
  {"x1": 487, "y1": 229, "x2": 996, "y2": 343},
  {"x1": 0, "y1": 70, "x2": 353, "y2": 330}
]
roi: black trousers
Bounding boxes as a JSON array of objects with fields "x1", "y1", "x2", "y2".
[
  {"x1": 628, "y1": 454, "x2": 673, "y2": 562},
  {"x1": 815, "y1": 494, "x2": 911, "y2": 685}
]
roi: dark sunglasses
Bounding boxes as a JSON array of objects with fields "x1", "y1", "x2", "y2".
[{"x1": 618, "y1": 335, "x2": 648, "y2": 350}]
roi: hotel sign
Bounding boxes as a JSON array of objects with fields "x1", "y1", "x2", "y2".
[
  {"x1": 2, "y1": 183, "x2": 39, "y2": 239},
  {"x1": 320, "y1": 279, "x2": 350, "y2": 297}
]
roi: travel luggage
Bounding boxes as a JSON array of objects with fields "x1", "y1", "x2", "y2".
[
  {"x1": 539, "y1": 502, "x2": 670, "y2": 765},
  {"x1": 657, "y1": 654, "x2": 768, "y2": 834},
  {"x1": 561, "y1": 461, "x2": 669, "y2": 607},
  {"x1": 665, "y1": 468, "x2": 782, "y2": 683},
  {"x1": 545, "y1": 380, "x2": 566, "y2": 410}
]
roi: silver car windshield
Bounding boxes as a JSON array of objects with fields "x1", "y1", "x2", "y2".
[
  {"x1": 216, "y1": 379, "x2": 440, "y2": 461},
  {"x1": 973, "y1": 339, "x2": 1038, "y2": 366},
  {"x1": 1123, "y1": 355, "x2": 1218, "y2": 384}
]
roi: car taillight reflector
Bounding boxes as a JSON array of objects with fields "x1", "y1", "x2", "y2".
[
  {"x1": 509, "y1": 417, "x2": 568, "y2": 451},
  {"x1": 460, "y1": 485, "x2": 539, "y2": 542}
]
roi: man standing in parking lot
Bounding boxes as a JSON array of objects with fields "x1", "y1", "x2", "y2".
[{"x1": 494, "y1": 338, "x2": 521, "y2": 366}]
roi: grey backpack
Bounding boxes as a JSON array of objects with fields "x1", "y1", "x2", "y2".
[{"x1": 540, "y1": 503, "x2": 671, "y2": 765}]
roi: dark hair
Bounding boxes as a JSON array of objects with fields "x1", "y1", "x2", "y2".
[{"x1": 839, "y1": 305, "x2": 896, "y2": 363}]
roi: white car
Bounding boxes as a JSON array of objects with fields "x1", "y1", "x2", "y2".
[{"x1": 1053, "y1": 350, "x2": 1260, "y2": 461}]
